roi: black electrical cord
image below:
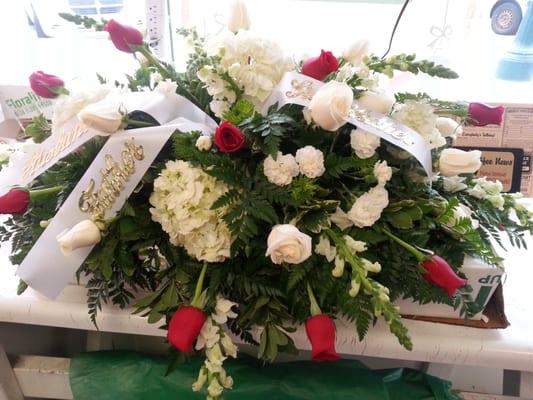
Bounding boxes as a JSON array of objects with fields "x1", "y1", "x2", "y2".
[{"x1": 382, "y1": 0, "x2": 411, "y2": 59}]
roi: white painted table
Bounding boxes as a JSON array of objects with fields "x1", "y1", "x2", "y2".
[{"x1": 0, "y1": 202, "x2": 532, "y2": 398}]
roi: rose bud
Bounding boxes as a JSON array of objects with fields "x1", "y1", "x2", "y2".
[
  {"x1": 56, "y1": 219, "x2": 102, "y2": 256},
  {"x1": 301, "y1": 50, "x2": 339, "y2": 81},
  {"x1": 77, "y1": 98, "x2": 124, "y2": 134},
  {"x1": 422, "y1": 255, "x2": 467, "y2": 296},
  {"x1": 103, "y1": 19, "x2": 143, "y2": 53},
  {"x1": 167, "y1": 305, "x2": 207, "y2": 353},
  {"x1": 305, "y1": 314, "x2": 340, "y2": 361},
  {"x1": 29, "y1": 71, "x2": 67, "y2": 98},
  {"x1": 468, "y1": 103, "x2": 504, "y2": 127},
  {"x1": 227, "y1": 0, "x2": 250, "y2": 33},
  {"x1": 0, "y1": 188, "x2": 30, "y2": 215},
  {"x1": 214, "y1": 121, "x2": 246, "y2": 153}
]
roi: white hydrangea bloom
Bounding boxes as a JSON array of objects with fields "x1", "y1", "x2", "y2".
[
  {"x1": 373, "y1": 160, "x2": 392, "y2": 185},
  {"x1": 350, "y1": 129, "x2": 381, "y2": 159},
  {"x1": 263, "y1": 152, "x2": 299, "y2": 186},
  {"x1": 295, "y1": 146, "x2": 325, "y2": 178},
  {"x1": 347, "y1": 185, "x2": 389, "y2": 227},
  {"x1": 149, "y1": 160, "x2": 232, "y2": 262},
  {"x1": 392, "y1": 100, "x2": 445, "y2": 149},
  {"x1": 206, "y1": 31, "x2": 291, "y2": 105}
]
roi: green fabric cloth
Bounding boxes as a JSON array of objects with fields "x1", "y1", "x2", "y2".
[{"x1": 70, "y1": 351, "x2": 460, "y2": 400}]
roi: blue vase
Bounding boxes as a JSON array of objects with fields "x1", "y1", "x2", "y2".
[{"x1": 497, "y1": 1, "x2": 533, "y2": 81}]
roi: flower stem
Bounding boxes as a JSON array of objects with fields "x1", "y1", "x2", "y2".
[
  {"x1": 381, "y1": 228, "x2": 426, "y2": 262},
  {"x1": 306, "y1": 283, "x2": 322, "y2": 316},
  {"x1": 191, "y1": 263, "x2": 208, "y2": 308},
  {"x1": 29, "y1": 185, "x2": 62, "y2": 201},
  {"x1": 137, "y1": 45, "x2": 171, "y2": 80}
]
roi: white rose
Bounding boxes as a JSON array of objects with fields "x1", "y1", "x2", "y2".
[
  {"x1": 439, "y1": 148, "x2": 482, "y2": 176},
  {"x1": 227, "y1": 0, "x2": 250, "y2": 33},
  {"x1": 196, "y1": 135, "x2": 212, "y2": 151},
  {"x1": 77, "y1": 99, "x2": 124, "y2": 134},
  {"x1": 350, "y1": 129, "x2": 380, "y2": 159},
  {"x1": 442, "y1": 175, "x2": 468, "y2": 192},
  {"x1": 263, "y1": 152, "x2": 299, "y2": 186},
  {"x1": 357, "y1": 91, "x2": 394, "y2": 114},
  {"x1": 342, "y1": 39, "x2": 369, "y2": 66},
  {"x1": 436, "y1": 117, "x2": 463, "y2": 138},
  {"x1": 309, "y1": 81, "x2": 353, "y2": 131},
  {"x1": 56, "y1": 219, "x2": 101, "y2": 256},
  {"x1": 373, "y1": 160, "x2": 392, "y2": 185},
  {"x1": 265, "y1": 224, "x2": 312, "y2": 265},
  {"x1": 347, "y1": 185, "x2": 389, "y2": 228},
  {"x1": 447, "y1": 204, "x2": 479, "y2": 229},
  {"x1": 295, "y1": 145, "x2": 325, "y2": 178}
]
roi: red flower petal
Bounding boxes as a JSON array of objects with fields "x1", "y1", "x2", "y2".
[
  {"x1": 214, "y1": 121, "x2": 246, "y2": 153},
  {"x1": 167, "y1": 306, "x2": 206, "y2": 353},
  {"x1": 468, "y1": 103, "x2": 504, "y2": 127},
  {"x1": 301, "y1": 50, "x2": 339, "y2": 81},
  {"x1": 305, "y1": 314, "x2": 340, "y2": 362},
  {"x1": 103, "y1": 19, "x2": 143, "y2": 53},
  {"x1": 422, "y1": 255, "x2": 467, "y2": 296},
  {"x1": 29, "y1": 71, "x2": 65, "y2": 98},
  {"x1": 0, "y1": 188, "x2": 30, "y2": 215}
]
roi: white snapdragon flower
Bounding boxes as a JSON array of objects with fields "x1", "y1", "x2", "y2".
[
  {"x1": 343, "y1": 235, "x2": 367, "y2": 253},
  {"x1": 0, "y1": 143, "x2": 12, "y2": 163},
  {"x1": 330, "y1": 207, "x2": 354, "y2": 230},
  {"x1": 468, "y1": 177, "x2": 505, "y2": 210},
  {"x1": 350, "y1": 129, "x2": 380, "y2": 159},
  {"x1": 263, "y1": 152, "x2": 299, "y2": 186},
  {"x1": 196, "y1": 318, "x2": 220, "y2": 351},
  {"x1": 205, "y1": 343, "x2": 226, "y2": 373},
  {"x1": 192, "y1": 367, "x2": 208, "y2": 392},
  {"x1": 347, "y1": 185, "x2": 389, "y2": 228},
  {"x1": 212, "y1": 296, "x2": 238, "y2": 325},
  {"x1": 220, "y1": 334, "x2": 238, "y2": 358},
  {"x1": 295, "y1": 146, "x2": 325, "y2": 178},
  {"x1": 155, "y1": 79, "x2": 178, "y2": 95},
  {"x1": 314, "y1": 235, "x2": 337, "y2": 262},
  {"x1": 332, "y1": 255, "x2": 345, "y2": 277},
  {"x1": 373, "y1": 160, "x2": 392, "y2": 185}
]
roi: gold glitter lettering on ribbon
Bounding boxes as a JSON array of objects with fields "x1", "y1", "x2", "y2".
[
  {"x1": 349, "y1": 105, "x2": 415, "y2": 146},
  {"x1": 79, "y1": 138, "x2": 145, "y2": 220},
  {"x1": 286, "y1": 79, "x2": 313, "y2": 101}
]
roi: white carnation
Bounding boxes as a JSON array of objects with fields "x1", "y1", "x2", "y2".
[
  {"x1": 373, "y1": 160, "x2": 392, "y2": 185},
  {"x1": 350, "y1": 129, "x2": 381, "y2": 159},
  {"x1": 347, "y1": 185, "x2": 389, "y2": 228},
  {"x1": 149, "y1": 160, "x2": 232, "y2": 262},
  {"x1": 295, "y1": 146, "x2": 325, "y2": 178},
  {"x1": 392, "y1": 100, "x2": 445, "y2": 149},
  {"x1": 263, "y1": 152, "x2": 299, "y2": 186}
]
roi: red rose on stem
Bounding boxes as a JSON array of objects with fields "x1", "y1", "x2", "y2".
[
  {"x1": 167, "y1": 305, "x2": 206, "y2": 353},
  {"x1": 301, "y1": 50, "x2": 339, "y2": 81},
  {"x1": 305, "y1": 314, "x2": 340, "y2": 361},
  {"x1": 103, "y1": 19, "x2": 143, "y2": 53},
  {"x1": 0, "y1": 188, "x2": 30, "y2": 215},
  {"x1": 29, "y1": 71, "x2": 66, "y2": 98},
  {"x1": 214, "y1": 121, "x2": 246, "y2": 153},
  {"x1": 468, "y1": 103, "x2": 504, "y2": 127},
  {"x1": 422, "y1": 255, "x2": 467, "y2": 296}
]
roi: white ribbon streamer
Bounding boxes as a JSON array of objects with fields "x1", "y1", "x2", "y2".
[
  {"x1": 262, "y1": 71, "x2": 433, "y2": 177},
  {"x1": 16, "y1": 92, "x2": 217, "y2": 298}
]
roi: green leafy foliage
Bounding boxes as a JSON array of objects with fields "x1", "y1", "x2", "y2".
[
  {"x1": 24, "y1": 114, "x2": 51, "y2": 143},
  {"x1": 365, "y1": 54, "x2": 459, "y2": 79}
]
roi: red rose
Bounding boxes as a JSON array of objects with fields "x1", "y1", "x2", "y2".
[
  {"x1": 103, "y1": 19, "x2": 143, "y2": 53},
  {"x1": 422, "y1": 255, "x2": 467, "y2": 296},
  {"x1": 305, "y1": 314, "x2": 340, "y2": 362},
  {"x1": 0, "y1": 188, "x2": 30, "y2": 215},
  {"x1": 214, "y1": 121, "x2": 246, "y2": 153},
  {"x1": 29, "y1": 71, "x2": 65, "y2": 98},
  {"x1": 468, "y1": 103, "x2": 504, "y2": 127},
  {"x1": 301, "y1": 50, "x2": 339, "y2": 81},
  {"x1": 167, "y1": 305, "x2": 206, "y2": 353}
]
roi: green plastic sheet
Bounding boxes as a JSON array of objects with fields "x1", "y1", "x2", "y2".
[{"x1": 70, "y1": 351, "x2": 460, "y2": 400}]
